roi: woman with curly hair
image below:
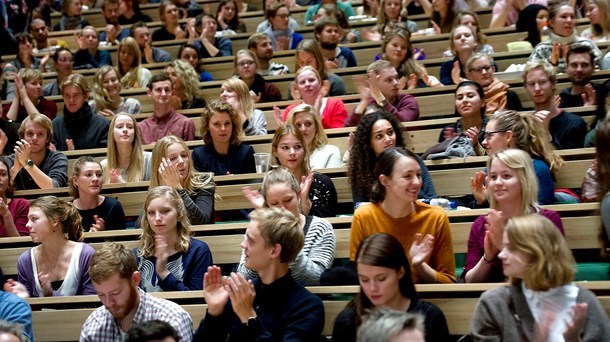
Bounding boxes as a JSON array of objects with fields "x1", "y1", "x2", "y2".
[
  {"x1": 146, "y1": 135, "x2": 215, "y2": 226},
  {"x1": 102, "y1": 114, "x2": 151, "y2": 185},
  {"x1": 135, "y1": 186, "x2": 212, "y2": 292},
  {"x1": 90, "y1": 66, "x2": 142, "y2": 118},
  {"x1": 3, "y1": 196, "x2": 95, "y2": 297},
  {"x1": 219, "y1": 77, "x2": 267, "y2": 135},
  {"x1": 349, "y1": 111, "x2": 436, "y2": 208},
  {"x1": 472, "y1": 110, "x2": 564, "y2": 206},
  {"x1": 117, "y1": 37, "x2": 152, "y2": 89},
  {"x1": 165, "y1": 60, "x2": 206, "y2": 110}
]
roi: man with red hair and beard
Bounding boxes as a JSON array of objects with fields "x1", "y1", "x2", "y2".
[{"x1": 80, "y1": 242, "x2": 193, "y2": 342}]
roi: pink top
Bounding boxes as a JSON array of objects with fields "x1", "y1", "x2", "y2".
[
  {"x1": 492, "y1": 0, "x2": 548, "y2": 26},
  {"x1": 139, "y1": 110, "x2": 196, "y2": 145},
  {"x1": 0, "y1": 198, "x2": 30, "y2": 237},
  {"x1": 283, "y1": 98, "x2": 347, "y2": 129}
]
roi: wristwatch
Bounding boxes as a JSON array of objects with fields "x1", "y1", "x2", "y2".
[
  {"x1": 378, "y1": 98, "x2": 388, "y2": 107},
  {"x1": 244, "y1": 316, "x2": 258, "y2": 327},
  {"x1": 25, "y1": 159, "x2": 34, "y2": 169}
]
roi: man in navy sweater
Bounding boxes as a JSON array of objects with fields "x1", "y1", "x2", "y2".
[{"x1": 195, "y1": 208, "x2": 324, "y2": 341}]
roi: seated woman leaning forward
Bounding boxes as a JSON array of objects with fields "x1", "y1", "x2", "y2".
[
  {"x1": 333, "y1": 233, "x2": 450, "y2": 342},
  {"x1": 135, "y1": 186, "x2": 213, "y2": 292},
  {"x1": 350, "y1": 147, "x2": 456, "y2": 284},
  {"x1": 3, "y1": 196, "x2": 95, "y2": 297},
  {"x1": 471, "y1": 214, "x2": 610, "y2": 340}
]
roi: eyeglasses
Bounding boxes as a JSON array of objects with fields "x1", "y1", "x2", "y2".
[
  {"x1": 469, "y1": 65, "x2": 492, "y2": 73},
  {"x1": 525, "y1": 79, "x2": 550, "y2": 89},
  {"x1": 237, "y1": 60, "x2": 255, "y2": 67},
  {"x1": 484, "y1": 130, "x2": 507, "y2": 140},
  {"x1": 275, "y1": 14, "x2": 290, "y2": 19}
]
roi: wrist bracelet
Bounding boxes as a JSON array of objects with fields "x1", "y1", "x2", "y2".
[{"x1": 482, "y1": 255, "x2": 494, "y2": 264}]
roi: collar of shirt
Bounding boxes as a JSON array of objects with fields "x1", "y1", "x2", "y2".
[{"x1": 152, "y1": 109, "x2": 176, "y2": 124}]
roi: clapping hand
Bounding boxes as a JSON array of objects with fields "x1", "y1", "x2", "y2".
[
  {"x1": 470, "y1": 170, "x2": 487, "y2": 205},
  {"x1": 203, "y1": 266, "x2": 230, "y2": 316},
  {"x1": 108, "y1": 168, "x2": 126, "y2": 184},
  {"x1": 3, "y1": 279, "x2": 29, "y2": 298},
  {"x1": 242, "y1": 186, "x2": 265, "y2": 208},
  {"x1": 38, "y1": 272, "x2": 53, "y2": 297},
  {"x1": 299, "y1": 171, "x2": 314, "y2": 215},
  {"x1": 155, "y1": 235, "x2": 170, "y2": 280},
  {"x1": 410, "y1": 233, "x2": 434, "y2": 267},
  {"x1": 158, "y1": 157, "x2": 182, "y2": 189},
  {"x1": 90, "y1": 215, "x2": 105, "y2": 232}
]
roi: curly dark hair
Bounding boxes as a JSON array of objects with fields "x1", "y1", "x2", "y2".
[{"x1": 348, "y1": 111, "x2": 410, "y2": 201}]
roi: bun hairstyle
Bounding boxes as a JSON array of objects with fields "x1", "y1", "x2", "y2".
[
  {"x1": 370, "y1": 147, "x2": 419, "y2": 203},
  {"x1": 30, "y1": 196, "x2": 84, "y2": 242}
]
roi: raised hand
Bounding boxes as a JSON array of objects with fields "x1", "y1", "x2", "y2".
[
  {"x1": 464, "y1": 126, "x2": 480, "y2": 146},
  {"x1": 582, "y1": 83, "x2": 596, "y2": 106},
  {"x1": 451, "y1": 61, "x2": 461, "y2": 85},
  {"x1": 242, "y1": 186, "x2": 265, "y2": 208},
  {"x1": 90, "y1": 215, "x2": 105, "y2": 232},
  {"x1": 367, "y1": 71, "x2": 383, "y2": 102},
  {"x1": 66, "y1": 139, "x2": 75, "y2": 151},
  {"x1": 226, "y1": 272, "x2": 256, "y2": 322},
  {"x1": 108, "y1": 168, "x2": 125, "y2": 184},
  {"x1": 410, "y1": 233, "x2": 434, "y2": 267},
  {"x1": 249, "y1": 90, "x2": 262, "y2": 104},
  {"x1": 14, "y1": 139, "x2": 31, "y2": 167},
  {"x1": 158, "y1": 157, "x2": 182, "y2": 188},
  {"x1": 106, "y1": 24, "x2": 118, "y2": 43},
  {"x1": 0, "y1": 129, "x2": 7, "y2": 154},
  {"x1": 273, "y1": 106, "x2": 285, "y2": 127},
  {"x1": 533, "y1": 110, "x2": 551, "y2": 131},
  {"x1": 353, "y1": 75, "x2": 370, "y2": 97},
  {"x1": 203, "y1": 266, "x2": 230, "y2": 316},
  {"x1": 407, "y1": 73, "x2": 419, "y2": 90},
  {"x1": 470, "y1": 170, "x2": 487, "y2": 205},
  {"x1": 299, "y1": 171, "x2": 314, "y2": 214},
  {"x1": 484, "y1": 209, "x2": 504, "y2": 254},
  {"x1": 430, "y1": 21, "x2": 441, "y2": 35},
  {"x1": 550, "y1": 43, "x2": 561, "y2": 65},
  {"x1": 563, "y1": 303, "x2": 588, "y2": 342},
  {"x1": 174, "y1": 25, "x2": 187, "y2": 39},
  {"x1": 74, "y1": 32, "x2": 85, "y2": 50}
]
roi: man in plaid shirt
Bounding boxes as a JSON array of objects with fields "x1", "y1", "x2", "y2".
[{"x1": 80, "y1": 242, "x2": 193, "y2": 342}]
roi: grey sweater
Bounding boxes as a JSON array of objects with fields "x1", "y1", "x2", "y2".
[{"x1": 471, "y1": 284, "x2": 610, "y2": 341}]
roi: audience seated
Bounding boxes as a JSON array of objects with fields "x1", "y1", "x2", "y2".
[
  {"x1": 264, "y1": 3, "x2": 303, "y2": 51},
  {"x1": 146, "y1": 136, "x2": 215, "y2": 226},
  {"x1": 581, "y1": 0, "x2": 610, "y2": 42},
  {"x1": 42, "y1": 48, "x2": 74, "y2": 97},
  {"x1": 80, "y1": 242, "x2": 193, "y2": 341},
  {"x1": 73, "y1": 26, "x2": 112, "y2": 69},
  {"x1": 178, "y1": 44, "x2": 213, "y2": 82},
  {"x1": 333, "y1": 233, "x2": 450, "y2": 341},
  {"x1": 597, "y1": 119, "x2": 610, "y2": 253},
  {"x1": 304, "y1": 0, "x2": 354, "y2": 25},
  {"x1": 559, "y1": 45, "x2": 605, "y2": 111},
  {"x1": 7, "y1": 34, "x2": 43, "y2": 72},
  {"x1": 3, "y1": 69, "x2": 57, "y2": 123},
  {"x1": 216, "y1": 0, "x2": 247, "y2": 33},
  {"x1": 472, "y1": 110, "x2": 563, "y2": 206},
  {"x1": 463, "y1": 149, "x2": 564, "y2": 283},
  {"x1": 98, "y1": 0, "x2": 131, "y2": 46},
  {"x1": 350, "y1": 147, "x2": 456, "y2": 284},
  {"x1": 192, "y1": 100, "x2": 256, "y2": 175},
  {"x1": 282, "y1": 66, "x2": 347, "y2": 129},
  {"x1": 0, "y1": 292, "x2": 33, "y2": 342},
  {"x1": 101, "y1": 114, "x2": 152, "y2": 184},
  {"x1": 314, "y1": 17, "x2": 357, "y2": 68},
  {"x1": 440, "y1": 25, "x2": 486, "y2": 85},
  {"x1": 466, "y1": 54, "x2": 523, "y2": 114},
  {"x1": 438, "y1": 81, "x2": 487, "y2": 156},
  {"x1": 515, "y1": 4, "x2": 549, "y2": 47},
  {"x1": 118, "y1": 37, "x2": 153, "y2": 89},
  {"x1": 348, "y1": 111, "x2": 436, "y2": 208},
  {"x1": 523, "y1": 61, "x2": 587, "y2": 149},
  {"x1": 429, "y1": 0, "x2": 470, "y2": 33},
  {"x1": 194, "y1": 208, "x2": 324, "y2": 340},
  {"x1": 29, "y1": 18, "x2": 68, "y2": 54},
  {"x1": 314, "y1": 3, "x2": 362, "y2": 44},
  {"x1": 165, "y1": 60, "x2": 207, "y2": 110},
  {"x1": 135, "y1": 186, "x2": 212, "y2": 292},
  {"x1": 491, "y1": 0, "x2": 547, "y2": 28},
  {"x1": 52, "y1": 74, "x2": 110, "y2": 151},
  {"x1": 446, "y1": 11, "x2": 493, "y2": 56},
  {"x1": 90, "y1": 66, "x2": 142, "y2": 117},
  {"x1": 152, "y1": 1, "x2": 187, "y2": 42},
  {"x1": 528, "y1": 2, "x2": 602, "y2": 73},
  {"x1": 175, "y1": 0, "x2": 203, "y2": 18},
  {"x1": 234, "y1": 49, "x2": 282, "y2": 103},
  {"x1": 363, "y1": 0, "x2": 416, "y2": 41},
  {"x1": 240, "y1": 168, "x2": 336, "y2": 285},
  {"x1": 192, "y1": 13, "x2": 233, "y2": 58},
  {"x1": 3, "y1": 196, "x2": 96, "y2": 298},
  {"x1": 470, "y1": 215, "x2": 610, "y2": 340},
  {"x1": 8, "y1": 114, "x2": 68, "y2": 190},
  {"x1": 70, "y1": 157, "x2": 126, "y2": 232},
  {"x1": 220, "y1": 78, "x2": 267, "y2": 135},
  {"x1": 138, "y1": 73, "x2": 196, "y2": 144},
  {"x1": 0, "y1": 157, "x2": 29, "y2": 238},
  {"x1": 271, "y1": 125, "x2": 338, "y2": 217},
  {"x1": 53, "y1": 0, "x2": 89, "y2": 31},
  {"x1": 286, "y1": 104, "x2": 343, "y2": 169},
  {"x1": 131, "y1": 21, "x2": 172, "y2": 64},
  {"x1": 347, "y1": 60, "x2": 419, "y2": 127},
  {"x1": 248, "y1": 33, "x2": 290, "y2": 76},
  {"x1": 125, "y1": 320, "x2": 181, "y2": 342},
  {"x1": 292, "y1": 39, "x2": 348, "y2": 98}
]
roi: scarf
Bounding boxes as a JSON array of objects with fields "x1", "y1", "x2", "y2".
[
  {"x1": 59, "y1": 15, "x2": 84, "y2": 31},
  {"x1": 484, "y1": 78, "x2": 510, "y2": 115},
  {"x1": 63, "y1": 102, "x2": 93, "y2": 133},
  {"x1": 549, "y1": 30, "x2": 577, "y2": 45}
]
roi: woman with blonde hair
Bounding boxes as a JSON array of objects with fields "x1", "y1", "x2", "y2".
[
  {"x1": 135, "y1": 186, "x2": 212, "y2": 292},
  {"x1": 192, "y1": 100, "x2": 256, "y2": 175},
  {"x1": 440, "y1": 24, "x2": 479, "y2": 85},
  {"x1": 581, "y1": 0, "x2": 610, "y2": 42},
  {"x1": 446, "y1": 11, "x2": 493, "y2": 56},
  {"x1": 147, "y1": 135, "x2": 215, "y2": 225},
  {"x1": 118, "y1": 37, "x2": 152, "y2": 89},
  {"x1": 90, "y1": 66, "x2": 142, "y2": 118},
  {"x1": 271, "y1": 124, "x2": 337, "y2": 217},
  {"x1": 70, "y1": 156, "x2": 126, "y2": 232},
  {"x1": 462, "y1": 149, "x2": 564, "y2": 283},
  {"x1": 471, "y1": 214, "x2": 610, "y2": 340},
  {"x1": 3, "y1": 196, "x2": 95, "y2": 297},
  {"x1": 472, "y1": 110, "x2": 564, "y2": 206},
  {"x1": 3, "y1": 68, "x2": 57, "y2": 123},
  {"x1": 101, "y1": 114, "x2": 151, "y2": 184},
  {"x1": 293, "y1": 39, "x2": 347, "y2": 98},
  {"x1": 364, "y1": 0, "x2": 417, "y2": 41},
  {"x1": 286, "y1": 104, "x2": 342, "y2": 169},
  {"x1": 220, "y1": 78, "x2": 267, "y2": 135},
  {"x1": 281, "y1": 66, "x2": 347, "y2": 129},
  {"x1": 234, "y1": 49, "x2": 281, "y2": 103},
  {"x1": 165, "y1": 60, "x2": 207, "y2": 110}
]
